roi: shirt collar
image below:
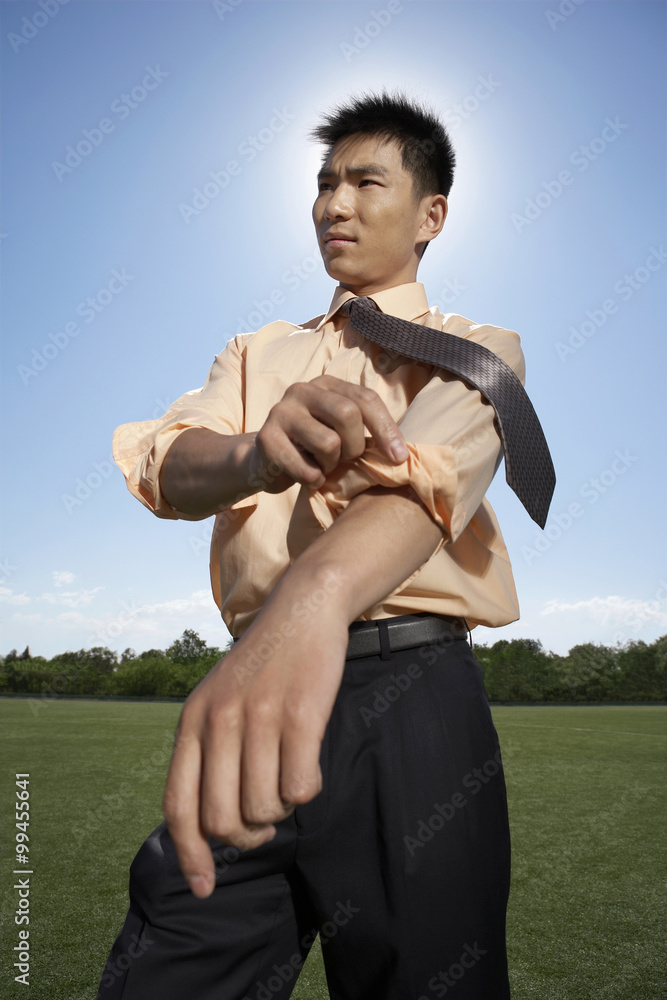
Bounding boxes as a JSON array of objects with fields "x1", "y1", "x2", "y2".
[{"x1": 314, "y1": 282, "x2": 431, "y2": 331}]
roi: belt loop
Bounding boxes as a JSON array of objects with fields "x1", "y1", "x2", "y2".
[{"x1": 378, "y1": 620, "x2": 392, "y2": 660}]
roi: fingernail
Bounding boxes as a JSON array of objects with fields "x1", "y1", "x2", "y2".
[{"x1": 389, "y1": 440, "x2": 408, "y2": 462}]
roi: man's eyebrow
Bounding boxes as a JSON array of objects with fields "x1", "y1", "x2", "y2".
[{"x1": 317, "y1": 163, "x2": 390, "y2": 181}]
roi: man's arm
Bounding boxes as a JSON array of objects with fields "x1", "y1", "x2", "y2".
[
  {"x1": 159, "y1": 374, "x2": 410, "y2": 515},
  {"x1": 163, "y1": 483, "x2": 442, "y2": 898}
]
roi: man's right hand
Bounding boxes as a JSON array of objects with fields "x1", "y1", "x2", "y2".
[
  {"x1": 160, "y1": 376, "x2": 408, "y2": 516},
  {"x1": 251, "y1": 374, "x2": 409, "y2": 493}
]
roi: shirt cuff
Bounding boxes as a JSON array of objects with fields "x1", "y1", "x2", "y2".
[
  {"x1": 308, "y1": 441, "x2": 467, "y2": 541},
  {"x1": 112, "y1": 416, "x2": 251, "y2": 522}
]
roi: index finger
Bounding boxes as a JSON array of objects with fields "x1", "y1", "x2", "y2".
[
  {"x1": 336, "y1": 382, "x2": 408, "y2": 464},
  {"x1": 162, "y1": 728, "x2": 216, "y2": 899}
]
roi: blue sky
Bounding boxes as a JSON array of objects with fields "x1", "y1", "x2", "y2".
[{"x1": 1, "y1": 0, "x2": 665, "y2": 659}]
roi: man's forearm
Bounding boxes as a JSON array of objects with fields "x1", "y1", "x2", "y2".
[
  {"x1": 162, "y1": 483, "x2": 446, "y2": 886},
  {"x1": 159, "y1": 429, "x2": 257, "y2": 516},
  {"x1": 263, "y1": 485, "x2": 444, "y2": 629}
]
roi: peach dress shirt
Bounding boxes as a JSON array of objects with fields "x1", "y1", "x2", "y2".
[{"x1": 113, "y1": 282, "x2": 525, "y2": 637}]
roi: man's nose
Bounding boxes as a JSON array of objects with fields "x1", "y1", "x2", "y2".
[{"x1": 323, "y1": 187, "x2": 353, "y2": 221}]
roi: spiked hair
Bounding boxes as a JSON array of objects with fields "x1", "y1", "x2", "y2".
[{"x1": 309, "y1": 91, "x2": 455, "y2": 200}]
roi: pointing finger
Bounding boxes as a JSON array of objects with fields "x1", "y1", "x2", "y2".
[{"x1": 163, "y1": 728, "x2": 216, "y2": 898}]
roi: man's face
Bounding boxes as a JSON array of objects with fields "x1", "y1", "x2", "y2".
[{"x1": 312, "y1": 134, "x2": 435, "y2": 296}]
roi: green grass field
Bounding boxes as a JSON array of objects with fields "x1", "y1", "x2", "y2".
[{"x1": 1, "y1": 699, "x2": 665, "y2": 1000}]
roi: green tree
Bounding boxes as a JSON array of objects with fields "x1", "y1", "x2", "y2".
[
  {"x1": 167, "y1": 629, "x2": 215, "y2": 664},
  {"x1": 85, "y1": 646, "x2": 118, "y2": 674},
  {"x1": 559, "y1": 643, "x2": 619, "y2": 701},
  {"x1": 479, "y1": 638, "x2": 552, "y2": 701},
  {"x1": 616, "y1": 638, "x2": 667, "y2": 700}
]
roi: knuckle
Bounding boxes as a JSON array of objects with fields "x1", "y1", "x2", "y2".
[
  {"x1": 247, "y1": 801, "x2": 280, "y2": 825},
  {"x1": 320, "y1": 429, "x2": 341, "y2": 455},
  {"x1": 207, "y1": 698, "x2": 242, "y2": 732},
  {"x1": 202, "y1": 816, "x2": 235, "y2": 842},
  {"x1": 162, "y1": 788, "x2": 189, "y2": 827},
  {"x1": 283, "y1": 694, "x2": 312, "y2": 727},
  {"x1": 206, "y1": 820, "x2": 265, "y2": 852},
  {"x1": 335, "y1": 398, "x2": 358, "y2": 422},
  {"x1": 248, "y1": 698, "x2": 277, "y2": 725},
  {"x1": 284, "y1": 772, "x2": 321, "y2": 803},
  {"x1": 258, "y1": 419, "x2": 280, "y2": 447},
  {"x1": 284, "y1": 381, "x2": 307, "y2": 399},
  {"x1": 356, "y1": 386, "x2": 379, "y2": 405}
]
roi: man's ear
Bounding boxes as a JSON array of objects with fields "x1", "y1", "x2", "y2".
[{"x1": 416, "y1": 194, "x2": 447, "y2": 255}]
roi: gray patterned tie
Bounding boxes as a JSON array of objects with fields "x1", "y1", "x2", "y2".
[{"x1": 342, "y1": 296, "x2": 556, "y2": 528}]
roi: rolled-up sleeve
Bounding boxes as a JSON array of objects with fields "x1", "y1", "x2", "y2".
[
  {"x1": 308, "y1": 322, "x2": 526, "y2": 544},
  {"x1": 112, "y1": 334, "x2": 250, "y2": 520}
]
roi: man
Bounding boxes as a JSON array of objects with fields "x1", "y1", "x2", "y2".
[{"x1": 99, "y1": 92, "x2": 525, "y2": 999}]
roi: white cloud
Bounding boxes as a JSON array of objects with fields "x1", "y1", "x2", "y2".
[
  {"x1": 52, "y1": 571, "x2": 76, "y2": 588},
  {"x1": 3, "y1": 584, "x2": 230, "y2": 658},
  {"x1": 0, "y1": 587, "x2": 31, "y2": 606},
  {"x1": 38, "y1": 587, "x2": 104, "y2": 608},
  {"x1": 540, "y1": 595, "x2": 667, "y2": 629},
  {"x1": 140, "y1": 590, "x2": 216, "y2": 618}
]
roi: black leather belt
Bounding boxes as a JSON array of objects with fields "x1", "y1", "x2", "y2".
[{"x1": 346, "y1": 613, "x2": 469, "y2": 660}]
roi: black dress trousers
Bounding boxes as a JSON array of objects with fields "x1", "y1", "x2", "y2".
[{"x1": 97, "y1": 631, "x2": 511, "y2": 1000}]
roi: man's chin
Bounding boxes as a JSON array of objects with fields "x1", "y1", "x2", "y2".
[{"x1": 323, "y1": 262, "x2": 370, "y2": 288}]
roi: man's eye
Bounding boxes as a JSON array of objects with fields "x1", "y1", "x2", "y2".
[
  {"x1": 359, "y1": 179, "x2": 377, "y2": 186},
  {"x1": 318, "y1": 182, "x2": 332, "y2": 192}
]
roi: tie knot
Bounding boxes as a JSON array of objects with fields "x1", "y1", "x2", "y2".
[{"x1": 340, "y1": 296, "x2": 379, "y2": 318}]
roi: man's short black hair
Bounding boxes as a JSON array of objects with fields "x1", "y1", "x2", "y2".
[{"x1": 309, "y1": 90, "x2": 456, "y2": 201}]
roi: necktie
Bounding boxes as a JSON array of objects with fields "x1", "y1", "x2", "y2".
[{"x1": 342, "y1": 296, "x2": 556, "y2": 529}]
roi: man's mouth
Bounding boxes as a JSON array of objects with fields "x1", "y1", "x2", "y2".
[{"x1": 324, "y1": 235, "x2": 356, "y2": 249}]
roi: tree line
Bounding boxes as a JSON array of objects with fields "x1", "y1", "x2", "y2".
[{"x1": 0, "y1": 629, "x2": 665, "y2": 702}]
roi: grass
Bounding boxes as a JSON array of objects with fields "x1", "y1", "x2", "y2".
[{"x1": 0, "y1": 699, "x2": 665, "y2": 999}]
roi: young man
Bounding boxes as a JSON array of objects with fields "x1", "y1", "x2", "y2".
[{"x1": 99, "y1": 92, "x2": 523, "y2": 999}]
